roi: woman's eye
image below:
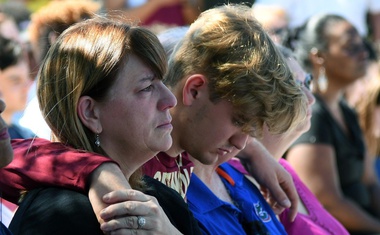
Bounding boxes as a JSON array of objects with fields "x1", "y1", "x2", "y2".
[{"x1": 141, "y1": 85, "x2": 153, "y2": 92}]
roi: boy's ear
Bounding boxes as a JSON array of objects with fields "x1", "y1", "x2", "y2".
[
  {"x1": 77, "y1": 96, "x2": 102, "y2": 134},
  {"x1": 182, "y1": 74, "x2": 208, "y2": 106}
]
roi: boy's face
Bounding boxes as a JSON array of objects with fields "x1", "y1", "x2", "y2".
[{"x1": 176, "y1": 85, "x2": 249, "y2": 165}]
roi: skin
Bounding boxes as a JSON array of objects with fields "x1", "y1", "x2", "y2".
[
  {"x1": 186, "y1": 62, "x2": 311, "y2": 229},
  {"x1": 87, "y1": 54, "x2": 176, "y2": 177},
  {"x1": 79, "y1": 53, "x2": 181, "y2": 235},
  {"x1": 0, "y1": 60, "x2": 30, "y2": 124},
  {"x1": 97, "y1": 73, "x2": 300, "y2": 234},
  {"x1": 169, "y1": 74, "x2": 297, "y2": 215},
  {"x1": 168, "y1": 74, "x2": 248, "y2": 164},
  {"x1": 287, "y1": 20, "x2": 380, "y2": 232}
]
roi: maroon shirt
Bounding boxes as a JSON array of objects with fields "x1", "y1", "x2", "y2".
[
  {"x1": 0, "y1": 139, "x2": 116, "y2": 203},
  {"x1": 143, "y1": 151, "x2": 194, "y2": 199},
  {"x1": 142, "y1": 4, "x2": 185, "y2": 26},
  {"x1": 0, "y1": 138, "x2": 194, "y2": 203}
]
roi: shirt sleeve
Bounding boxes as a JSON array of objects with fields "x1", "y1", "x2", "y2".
[
  {"x1": 0, "y1": 138, "x2": 117, "y2": 203},
  {"x1": 292, "y1": 104, "x2": 333, "y2": 146}
]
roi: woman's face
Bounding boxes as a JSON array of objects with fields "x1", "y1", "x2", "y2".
[
  {"x1": 323, "y1": 21, "x2": 367, "y2": 85},
  {"x1": 287, "y1": 57, "x2": 315, "y2": 134},
  {"x1": 97, "y1": 54, "x2": 177, "y2": 166},
  {"x1": 0, "y1": 60, "x2": 31, "y2": 120}
]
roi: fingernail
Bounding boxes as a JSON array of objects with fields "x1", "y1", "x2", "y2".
[
  {"x1": 282, "y1": 199, "x2": 291, "y2": 207},
  {"x1": 100, "y1": 209, "x2": 107, "y2": 218},
  {"x1": 100, "y1": 223, "x2": 110, "y2": 231}
]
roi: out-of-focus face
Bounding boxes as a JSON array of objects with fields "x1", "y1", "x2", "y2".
[
  {"x1": 324, "y1": 21, "x2": 368, "y2": 85},
  {"x1": 0, "y1": 98, "x2": 13, "y2": 168},
  {"x1": 179, "y1": 95, "x2": 249, "y2": 165},
  {"x1": 0, "y1": 19, "x2": 21, "y2": 43},
  {"x1": 97, "y1": 54, "x2": 177, "y2": 167},
  {"x1": 265, "y1": 15, "x2": 288, "y2": 45},
  {"x1": 0, "y1": 60, "x2": 31, "y2": 122},
  {"x1": 253, "y1": 6, "x2": 289, "y2": 45},
  {"x1": 287, "y1": 57, "x2": 315, "y2": 134}
]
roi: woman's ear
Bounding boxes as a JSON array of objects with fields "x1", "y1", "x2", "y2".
[
  {"x1": 182, "y1": 74, "x2": 208, "y2": 106},
  {"x1": 309, "y1": 47, "x2": 325, "y2": 66},
  {"x1": 77, "y1": 96, "x2": 102, "y2": 134}
]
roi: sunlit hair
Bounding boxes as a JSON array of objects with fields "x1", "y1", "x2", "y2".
[
  {"x1": 293, "y1": 14, "x2": 346, "y2": 73},
  {"x1": 37, "y1": 16, "x2": 167, "y2": 155},
  {"x1": 166, "y1": 4, "x2": 307, "y2": 137},
  {"x1": 28, "y1": 0, "x2": 100, "y2": 64},
  {"x1": 355, "y1": 78, "x2": 380, "y2": 157}
]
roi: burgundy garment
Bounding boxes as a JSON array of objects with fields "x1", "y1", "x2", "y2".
[
  {"x1": 142, "y1": 4, "x2": 185, "y2": 26},
  {"x1": 143, "y1": 151, "x2": 194, "y2": 198},
  {"x1": 0, "y1": 138, "x2": 116, "y2": 203},
  {"x1": 0, "y1": 138, "x2": 194, "y2": 203}
]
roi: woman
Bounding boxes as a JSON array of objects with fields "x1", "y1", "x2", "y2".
[
  {"x1": 7, "y1": 16, "x2": 201, "y2": 235},
  {"x1": 286, "y1": 13, "x2": 380, "y2": 234},
  {"x1": 237, "y1": 45, "x2": 349, "y2": 235}
]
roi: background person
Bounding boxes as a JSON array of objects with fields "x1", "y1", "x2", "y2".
[
  {"x1": 236, "y1": 45, "x2": 349, "y2": 235},
  {"x1": 18, "y1": 0, "x2": 101, "y2": 140},
  {"x1": 286, "y1": 13, "x2": 380, "y2": 234}
]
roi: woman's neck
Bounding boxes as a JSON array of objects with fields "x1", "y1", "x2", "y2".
[{"x1": 316, "y1": 83, "x2": 344, "y2": 110}]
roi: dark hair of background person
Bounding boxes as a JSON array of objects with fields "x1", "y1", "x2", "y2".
[
  {"x1": 284, "y1": 15, "x2": 378, "y2": 62},
  {"x1": 0, "y1": 35, "x2": 23, "y2": 70}
]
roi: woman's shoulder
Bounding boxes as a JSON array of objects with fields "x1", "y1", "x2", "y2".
[{"x1": 9, "y1": 187, "x2": 102, "y2": 235}]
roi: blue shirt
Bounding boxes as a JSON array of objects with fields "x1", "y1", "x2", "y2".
[{"x1": 187, "y1": 163, "x2": 287, "y2": 235}]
